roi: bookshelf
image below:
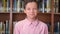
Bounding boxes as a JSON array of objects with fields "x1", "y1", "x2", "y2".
[{"x1": 0, "y1": 0, "x2": 60, "y2": 34}]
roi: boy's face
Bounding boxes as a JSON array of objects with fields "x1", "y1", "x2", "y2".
[{"x1": 24, "y1": 2, "x2": 38, "y2": 19}]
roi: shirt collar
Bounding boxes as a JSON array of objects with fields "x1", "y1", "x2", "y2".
[{"x1": 24, "y1": 18, "x2": 39, "y2": 26}]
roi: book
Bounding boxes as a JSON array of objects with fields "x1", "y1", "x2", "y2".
[
  {"x1": 54, "y1": 21, "x2": 60, "y2": 34},
  {"x1": 17, "y1": 0, "x2": 20, "y2": 12},
  {"x1": 17, "y1": 0, "x2": 19, "y2": 12},
  {"x1": 13, "y1": 0, "x2": 17, "y2": 12},
  {"x1": 59, "y1": 22, "x2": 60, "y2": 34},
  {"x1": 42, "y1": 0, "x2": 47, "y2": 13},
  {"x1": 7, "y1": 0, "x2": 10, "y2": 12},
  {"x1": 0, "y1": 32, "x2": 2, "y2": 34},
  {"x1": 2, "y1": 0, "x2": 6, "y2": 12},
  {"x1": 5, "y1": 20, "x2": 9, "y2": 34},
  {"x1": 17, "y1": 0, "x2": 23, "y2": 12},
  {"x1": 54, "y1": 0, "x2": 59, "y2": 13},
  {"x1": 0, "y1": 21, "x2": 6, "y2": 34},
  {"x1": 0, "y1": 0, "x2": 3, "y2": 12},
  {"x1": 46, "y1": 0, "x2": 51, "y2": 13},
  {"x1": 21, "y1": 1, "x2": 24, "y2": 12},
  {"x1": 54, "y1": 22, "x2": 58, "y2": 32},
  {"x1": 58, "y1": 0, "x2": 60, "y2": 13},
  {"x1": 44, "y1": 0, "x2": 47, "y2": 13},
  {"x1": 58, "y1": 22, "x2": 60, "y2": 34},
  {"x1": 37, "y1": 0, "x2": 51, "y2": 13},
  {"x1": 0, "y1": 22, "x2": 3, "y2": 32},
  {"x1": 42, "y1": 0, "x2": 45, "y2": 13},
  {"x1": 3, "y1": 22, "x2": 5, "y2": 34},
  {"x1": 37, "y1": 0, "x2": 42, "y2": 12}
]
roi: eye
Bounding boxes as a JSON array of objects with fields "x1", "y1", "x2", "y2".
[
  {"x1": 33, "y1": 8, "x2": 37, "y2": 10},
  {"x1": 27, "y1": 8, "x2": 30, "y2": 10}
]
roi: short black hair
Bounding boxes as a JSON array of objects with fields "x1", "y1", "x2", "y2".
[{"x1": 23, "y1": 0, "x2": 38, "y2": 9}]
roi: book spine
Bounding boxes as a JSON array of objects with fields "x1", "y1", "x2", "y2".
[
  {"x1": 7, "y1": 0, "x2": 10, "y2": 12},
  {"x1": 13, "y1": 0, "x2": 17, "y2": 11},
  {"x1": 2, "y1": 0, "x2": 6, "y2": 12},
  {"x1": 5, "y1": 20, "x2": 9, "y2": 34},
  {"x1": 0, "y1": 0, "x2": 2, "y2": 12},
  {"x1": 21, "y1": 1, "x2": 24, "y2": 11},
  {"x1": 54, "y1": 0, "x2": 59, "y2": 13},
  {"x1": 17, "y1": 0, "x2": 20, "y2": 12},
  {"x1": 56, "y1": 0, "x2": 58, "y2": 13},
  {"x1": 42, "y1": 0, "x2": 44, "y2": 13},
  {"x1": 46, "y1": 0, "x2": 51, "y2": 13},
  {"x1": 3, "y1": 23, "x2": 5, "y2": 34},
  {"x1": 58, "y1": 22, "x2": 59, "y2": 34},
  {"x1": 37, "y1": 0, "x2": 42, "y2": 12},
  {"x1": 0, "y1": 22, "x2": 3, "y2": 34},
  {"x1": 0, "y1": 22, "x2": 3, "y2": 32}
]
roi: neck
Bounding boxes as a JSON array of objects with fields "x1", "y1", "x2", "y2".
[{"x1": 27, "y1": 17, "x2": 37, "y2": 22}]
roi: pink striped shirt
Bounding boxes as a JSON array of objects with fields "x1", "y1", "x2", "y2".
[{"x1": 13, "y1": 18, "x2": 48, "y2": 34}]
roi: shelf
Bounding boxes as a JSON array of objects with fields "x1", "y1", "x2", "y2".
[
  {"x1": 54, "y1": 13, "x2": 60, "y2": 22},
  {"x1": 12, "y1": 12, "x2": 51, "y2": 23},
  {"x1": 0, "y1": 13, "x2": 10, "y2": 21},
  {"x1": 12, "y1": 12, "x2": 51, "y2": 15},
  {"x1": 0, "y1": 12, "x2": 10, "y2": 14},
  {"x1": 12, "y1": 11, "x2": 23, "y2": 13},
  {"x1": 12, "y1": 12, "x2": 51, "y2": 22},
  {"x1": 38, "y1": 12, "x2": 51, "y2": 15},
  {"x1": 54, "y1": 13, "x2": 60, "y2": 15}
]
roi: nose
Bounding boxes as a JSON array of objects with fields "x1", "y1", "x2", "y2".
[{"x1": 30, "y1": 9, "x2": 34, "y2": 13}]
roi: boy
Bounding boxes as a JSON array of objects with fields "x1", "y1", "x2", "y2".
[{"x1": 14, "y1": 0, "x2": 48, "y2": 34}]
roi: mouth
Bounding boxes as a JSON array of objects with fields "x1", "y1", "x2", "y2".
[{"x1": 30, "y1": 13, "x2": 35, "y2": 15}]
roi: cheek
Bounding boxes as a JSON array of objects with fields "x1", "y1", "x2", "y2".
[
  {"x1": 34, "y1": 11, "x2": 38, "y2": 15},
  {"x1": 26, "y1": 11, "x2": 30, "y2": 15},
  {"x1": 25, "y1": 10, "x2": 30, "y2": 15}
]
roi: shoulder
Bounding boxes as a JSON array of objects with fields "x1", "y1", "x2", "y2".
[
  {"x1": 38, "y1": 21, "x2": 48, "y2": 28},
  {"x1": 15, "y1": 19, "x2": 25, "y2": 27}
]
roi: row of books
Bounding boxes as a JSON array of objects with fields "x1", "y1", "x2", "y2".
[
  {"x1": 45, "y1": 21, "x2": 60, "y2": 34},
  {"x1": 0, "y1": 20, "x2": 9, "y2": 34},
  {"x1": 12, "y1": 0, "x2": 51, "y2": 13},
  {"x1": 0, "y1": 20, "x2": 60, "y2": 34},
  {"x1": 54, "y1": 21, "x2": 60, "y2": 34},
  {"x1": 54, "y1": 0, "x2": 59, "y2": 13},
  {"x1": 12, "y1": 0, "x2": 24, "y2": 12},
  {"x1": 0, "y1": 0, "x2": 23, "y2": 12},
  {"x1": 0, "y1": 20, "x2": 18, "y2": 34},
  {"x1": 0, "y1": 0, "x2": 10, "y2": 12},
  {"x1": 37, "y1": 0, "x2": 51, "y2": 13},
  {"x1": 0, "y1": 0, "x2": 59, "y2": 13}
]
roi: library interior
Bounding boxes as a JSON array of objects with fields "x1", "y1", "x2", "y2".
[{"x1": 0, "y1": 0, "x2": 60, "y2": 34}]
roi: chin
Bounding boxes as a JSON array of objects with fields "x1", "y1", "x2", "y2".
[{"x1": 30, "y1": 16, "x2": 36, "y2": 19}]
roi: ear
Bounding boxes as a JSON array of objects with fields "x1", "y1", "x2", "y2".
[{"x1": 24, "y1": 9, "x2": 26, "y2": 13}]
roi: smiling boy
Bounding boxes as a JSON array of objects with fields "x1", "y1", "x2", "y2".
[{"x1": 13, "y1": 0, "x2": 48, "y2": 34}]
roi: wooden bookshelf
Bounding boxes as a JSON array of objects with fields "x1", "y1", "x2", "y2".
[
  {"x1": 12, "y1": 12, "x2": 51, "y2": 22},
  {"x1": 0, "y1": 12, "x2": 10, "y2": 13},
  {"x1": 0, "y1": 13, "x2": 10, "y2": 21},
  {"x1": 0, "y1": 0, "x2": 60, "y2": 34}
]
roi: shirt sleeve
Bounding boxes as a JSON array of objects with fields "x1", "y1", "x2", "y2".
[
  {"x1": 44, "y1": 25, "x2": 48, "y2": 34},
  {"x1": 13, "y1": 24, "x2": 20, "y2": 34}
]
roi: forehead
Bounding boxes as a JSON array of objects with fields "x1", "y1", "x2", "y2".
[{"x1": 26, "y1": 2, "x2": 37, "y2": 8}]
